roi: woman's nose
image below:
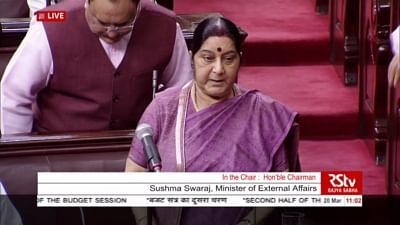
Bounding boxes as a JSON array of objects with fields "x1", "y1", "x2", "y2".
[{"x1": 212, "y1": 59, "x2": 225, "y2": 74}]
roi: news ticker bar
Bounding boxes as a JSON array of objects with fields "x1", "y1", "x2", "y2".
[
  {"x1": 37, "y1": 172, "x2": 362, "y2": 207},
  {"x1": 37, "y1": 195, "x2": 362, "y2": 207}
]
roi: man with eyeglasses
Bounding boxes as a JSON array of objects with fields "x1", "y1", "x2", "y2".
[{"x1": 0, "y1": 0, "x2": 192, "y2": 134}]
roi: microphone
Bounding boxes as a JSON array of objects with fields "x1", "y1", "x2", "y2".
[
  {"x1": 136, "y1": 123, "x2": 162, "y2": 172},
  {"x1": 152, "y1": 70, "x2": 158, "y2": 99}
]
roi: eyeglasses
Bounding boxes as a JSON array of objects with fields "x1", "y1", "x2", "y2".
[
  {"x1": 86, "y1": 4, "x2": 139, "y2": 35},
  {"x1": 92, "y1": 22, "x2": 135, "y2": 35}
]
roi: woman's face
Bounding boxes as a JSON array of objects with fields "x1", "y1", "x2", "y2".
[{"x1": 193, "y1": 36, "x2": 240, "y2": 100}]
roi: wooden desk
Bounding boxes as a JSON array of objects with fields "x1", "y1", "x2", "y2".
[
  {"x1": 0, "y1": 130, "x2": 134, "y2": 195},
  {"x1": 0, "y1": 129, "x2": 133, "y2": 154},
  {"x1": 0, "y1": 130, "x2": 135, "y2": 225},
  {"x1": 0, "y1": 17, "x2": 29, "y2": 49}
]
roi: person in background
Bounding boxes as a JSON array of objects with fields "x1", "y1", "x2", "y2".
[
  {"x1": 0, "y1": 0, "x2": 192, "y2": 134},
  {"x1": 388, "y1": 26, "x2": 399, "y2": 87},
  {"x1": 26, "y1": 0, "x2": 58, "y2": 17},
  {"x1": 125, "y1": 16, "x2": 298, "y2": 225}
]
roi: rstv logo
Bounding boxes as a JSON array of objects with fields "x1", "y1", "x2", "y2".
[
  {"x1": 329, "y1": 173, "x2": 356, "y2": 187},
  {"x1": 321, "y1": 171, "x2": 362, "y2": 195}
]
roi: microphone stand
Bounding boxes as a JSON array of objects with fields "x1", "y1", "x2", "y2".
[
  {"x1": 146, "y1": 125, "x2": 160, "y2": 225},
  {"x1": 147, "y1": 166, "x2": 160, "y2": 225},
  {"x1": 152, "y1": 70, "x2": 158, "y2": 100}
]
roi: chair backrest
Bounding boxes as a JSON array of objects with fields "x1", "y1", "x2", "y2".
[
  {"x1": 156, "y1": 0, "x2": 173, "y2": 10},
  {"x1": 387, "y1": 1, "x2": 400, "y2": 195},
  {"x1": 329, "y1": 0, "x2": 359, "y2": 85},
  {"x1": 358, "y1": 0, "x2": 392, "y2": 165},
  {"x1": 390, "y1": 0, "x2": 399, "y2": 31},
  {"x1": 0, "y1": 0, "x2": 29, "y2": 18},
  {"x1": 285, "y1": 122, "x2": 301, "y2": 172}
]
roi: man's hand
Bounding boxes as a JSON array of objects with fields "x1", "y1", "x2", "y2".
[{"x1": 388, "y1": 54, "x2": 400, "y2": 87}]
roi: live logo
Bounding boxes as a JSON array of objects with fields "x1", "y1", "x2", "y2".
[{"x1": 36, "y1": 11, "x2": 67, "y2": 22}]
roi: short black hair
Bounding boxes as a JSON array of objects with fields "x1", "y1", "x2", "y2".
[{"x1": 191, "y1": 16, "x2": 243, "y2": 56}]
